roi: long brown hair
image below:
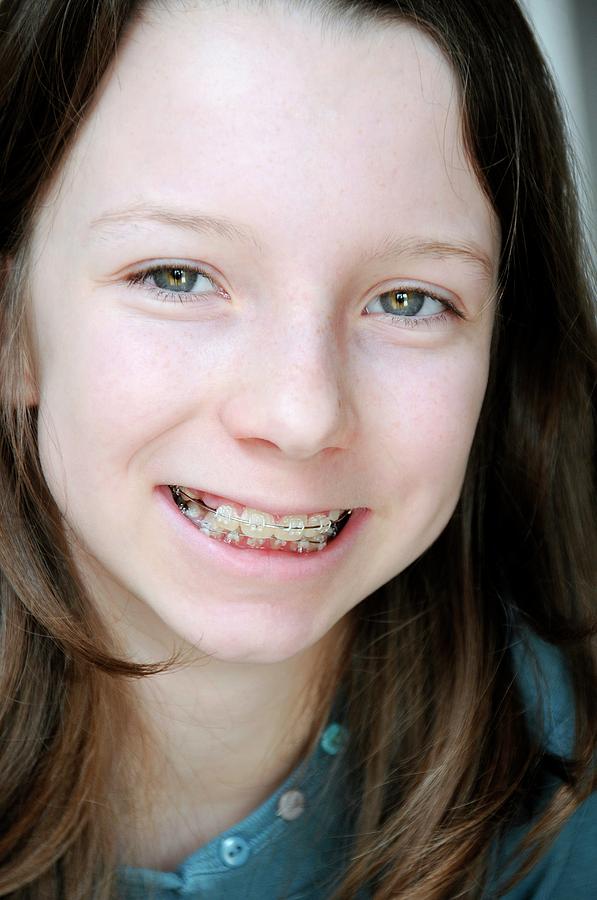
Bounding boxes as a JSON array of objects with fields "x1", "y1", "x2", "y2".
[{"x1": 0, "y1": 1, "x2": 595, "y2": 897}]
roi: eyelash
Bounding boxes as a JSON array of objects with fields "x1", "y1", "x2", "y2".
[{"x1": 124, "y1": 264, "x2": 462, "y2": 327}]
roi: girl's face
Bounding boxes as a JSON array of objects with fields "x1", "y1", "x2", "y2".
[{"x1": 26, "y1": 3, "x2": 498, "y2": 663}]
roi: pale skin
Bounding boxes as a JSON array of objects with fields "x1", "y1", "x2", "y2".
[{"x1": 23, "y1": 1, "x2": 499, "y2": 869}]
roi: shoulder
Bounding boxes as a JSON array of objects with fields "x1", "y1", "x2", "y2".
[
  {"x1": 486, "y1": 788, "x2": 597, "y2": 899},
  {"x1": 509, "y1": 627, "x2": 575, "y2": 758},
  {"x1": 485, "y1": 630, "x2": 597, "y2": 898}
]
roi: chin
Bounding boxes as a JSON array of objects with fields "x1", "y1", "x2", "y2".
[{"x1": 146, "y1": 588, "x2": 339, "y2": 666}]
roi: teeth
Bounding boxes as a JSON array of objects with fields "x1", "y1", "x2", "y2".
[
  {"x1": 199, "y1": 512, "x2": 226, "y2": 535},
  {"x1": 307, "y1": 514, "x2": 332, "y2": 534},
  {"x1": 240, "y1": 509, "x2": 276, "y2": 537},
  {"x1": 295, "y1": 539, "x2": 316, "y2": 553},
  {"x1": 171, "y1": 486, "x2": 351, "y2": 552},
  {"x1": 175, "y1": 487, "x2": 344, "y2": 526},
  {"x1": 181, "y1": 487, "x2": 202, "y2": 500},
  {"x1": 274, "y1": 515, "x2": 306, "y2": 541},
  {"x1": 185, "y1": 500, "x2": 203, "y2": 520},
  {"x1": 215, "y1": 504, "x2": 241, "y2": 530}
]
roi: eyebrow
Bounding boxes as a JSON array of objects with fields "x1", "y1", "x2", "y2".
[
  {"x1": 361, "y1": 234, "x2": 495, "y2": 281},
  {"x1": 89, "y1": 204, "x2": 263, "y2": 252},
  {"x1": 89, "y1": 203, "x2": 495, "y2": 279}
]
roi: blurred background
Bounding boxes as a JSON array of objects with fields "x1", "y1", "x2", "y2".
[{"x1": 522, "y1": 0, "x2": 596, "y2": 248}]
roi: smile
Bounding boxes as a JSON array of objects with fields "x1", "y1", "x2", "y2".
[{"x1": 168, "y1": 485, "x2": 353, "y2": 553}]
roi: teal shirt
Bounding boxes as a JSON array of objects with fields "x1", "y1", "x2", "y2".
[
  {"x1": 120, "y1": 635, "x2": 596, "y2": 899},
  {"x1": 120, "y1": 720, "x2": 355, "y2": 899}
]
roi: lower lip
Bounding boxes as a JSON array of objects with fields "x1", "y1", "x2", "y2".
[{"x1": 155, "y1": 485, "x2": 370, "y2": 582}]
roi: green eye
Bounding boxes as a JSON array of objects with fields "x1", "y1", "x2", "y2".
[
  {"x1": 153, "y1": 267, "x2": 203, "y2": 291},
  {"x1": 363, "y1": 285, "x2": 458, "y2": 328},
  {"x1": 126, "y1": 264, "x2": 222, "y2": 303},
  {"x1": 380, "y1": 290, "x2": 427, "y2": 316}
]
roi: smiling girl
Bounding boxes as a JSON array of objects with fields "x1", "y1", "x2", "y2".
[{"x1": 0, "y1": 1, "x2": 595, "y2": 898}]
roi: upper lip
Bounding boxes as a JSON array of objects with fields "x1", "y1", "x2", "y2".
[{"x1": 170, "y1": 484, "x2": 351, "y2": 518}]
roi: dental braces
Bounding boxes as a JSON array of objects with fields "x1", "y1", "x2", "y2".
[{"x1": 171, "y1": 486, "x2": 352, "y2": 543}]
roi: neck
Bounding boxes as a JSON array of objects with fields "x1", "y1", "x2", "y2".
[{"x1": 116, "y1": 618, "x2": 350, "y2": 870}]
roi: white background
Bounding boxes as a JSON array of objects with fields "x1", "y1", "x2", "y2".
[{"x1": 522, "y1": 0, "x2": 596, "y2": 243}]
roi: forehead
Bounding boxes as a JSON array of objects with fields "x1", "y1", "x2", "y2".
[{"x1": 44, "y1": 1, "x2": 498, "y2": 269}]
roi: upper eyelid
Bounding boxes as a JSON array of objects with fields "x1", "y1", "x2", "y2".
[{"x1": 370, "y1": 279, "x2": 456, "y2": 303}]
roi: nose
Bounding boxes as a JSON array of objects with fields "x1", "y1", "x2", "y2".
[{"x1": 218, "y1": 308, "x2": 357, "y2": 461}]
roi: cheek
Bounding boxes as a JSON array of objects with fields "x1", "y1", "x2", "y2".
[
  {"x1": 355, "y1": 343, "x2": 490, "y2": 585},
  {"x1": 35, "y1": 309, "x2": 200, "y2": 500},
  {"x1": 370, "y1": 341, "x2": 490, "y2": 501}
]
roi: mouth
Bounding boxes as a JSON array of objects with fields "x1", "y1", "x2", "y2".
[{"x1": 168, "y1": 485, "x2": 353, "y2": 553}]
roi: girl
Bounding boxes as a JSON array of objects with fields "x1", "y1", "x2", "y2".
[{"x1": 0, "y1": 0, "x2": 595, "y2": 897}]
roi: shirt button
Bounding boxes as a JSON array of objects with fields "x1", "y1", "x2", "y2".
[
  {"x1": 219, "y1": 835, "x2": 250, "y2": 868},
  {"x1": 277, "y1": 789, "x2": 306, "y2": 821},
  {"x1": 320, "y1": 722, "x2": 348, "y2": 756}
]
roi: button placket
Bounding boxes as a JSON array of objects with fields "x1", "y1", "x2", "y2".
[
  {"x1": 277, "y1": 789, "x2": 306, "y2": 821},
  {"x1": 219, "y1": 835, "x2": 250, "y2": 868},
  {"x1": 320, "y1": 722, "x2": 348, "y2": 756}
]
